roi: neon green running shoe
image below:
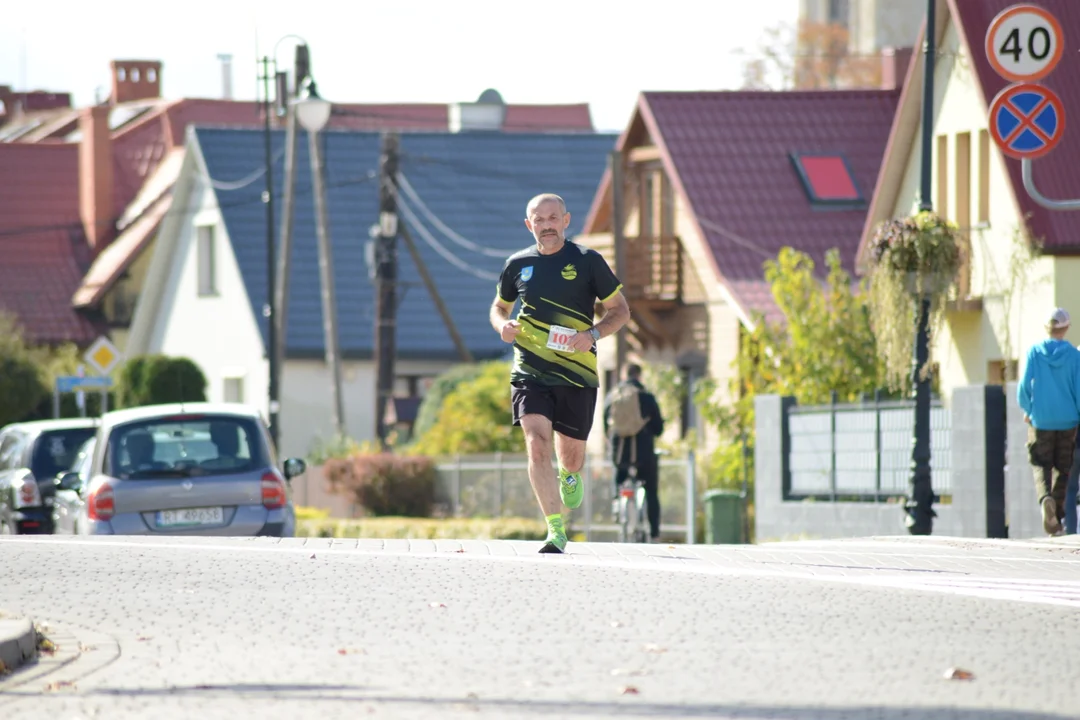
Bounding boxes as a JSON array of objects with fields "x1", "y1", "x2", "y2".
[
  {"x1": 539, "y1": 515, "x2": 568, "y2": 554},
  {"x1": 539, "y1": 528, "x2": 568, "y2": 554},
  {"x1": 559, "y1": 468, "x2": 583, "y2": 509}
]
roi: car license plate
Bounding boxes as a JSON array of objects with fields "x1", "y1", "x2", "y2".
[{"x1": 156, "y1": 507, "x2": 224, "y2": 527}]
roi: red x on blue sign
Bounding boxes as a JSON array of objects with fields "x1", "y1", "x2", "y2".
[{"x1": 988, "y1": 82, "x2": 1066, "y2": 160}]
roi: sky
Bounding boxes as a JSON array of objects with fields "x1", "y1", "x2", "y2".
[{"x1": 0, "y1": 0, "x2": 798, "y2": 132}]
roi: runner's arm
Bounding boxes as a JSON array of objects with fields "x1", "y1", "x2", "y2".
[
  {"x1": 490, "y1": 296, "x2": 514, "y2": 333},
  {"x1": 591, "y1": 292, "x2": 630, "y2": 339}
]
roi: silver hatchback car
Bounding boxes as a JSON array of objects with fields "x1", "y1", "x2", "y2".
[{"x1": 53, "y1": 403, "x2": 306, "y2": 537}]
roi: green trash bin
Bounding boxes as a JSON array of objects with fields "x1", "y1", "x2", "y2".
[{"x1": 703, "y1": 490, "x2": 743, "y2": 544}]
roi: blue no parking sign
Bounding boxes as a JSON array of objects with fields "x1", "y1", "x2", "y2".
[{"x1": 988, "y1": 82, "x2": 1065, "y2": 160}]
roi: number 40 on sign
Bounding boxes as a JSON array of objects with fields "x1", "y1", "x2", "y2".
[{"x1": 985, "y1": 4, "x2": 1064, "y2": 82}]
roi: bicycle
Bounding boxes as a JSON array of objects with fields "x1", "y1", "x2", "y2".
[{"x1": 614, "y1": 470, "x2": 649, "y2": 544}]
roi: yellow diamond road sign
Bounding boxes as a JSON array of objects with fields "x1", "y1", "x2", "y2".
[{"x1": 84, "y1": 336, "x2": 122, "y2": 376}]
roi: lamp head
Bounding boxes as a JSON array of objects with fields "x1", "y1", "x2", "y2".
[{"x1": 293, "y1": 76, "x2": 331, "y2": 133}]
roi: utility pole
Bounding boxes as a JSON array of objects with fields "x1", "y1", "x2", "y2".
[
  {"x1": 374, "y1": 133, "x2": 400, "y2": 449},
  {"x1": 273, "y1": 43, "x2": 309, "y2": 449},
  {"x1": 259, "y1": 55, "x2": 280, "y2": 449},
  {"x1": 610, "y1": 150, "x2": 627, "y2": 382},
  {"x1": 907, "y1": 0, "x2": 937, "y2": 536},
  {"x1": 398, "y1": 221, "x2": 473, "y2": 363}
]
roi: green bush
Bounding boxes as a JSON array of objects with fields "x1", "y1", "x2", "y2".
[
  {"x1": 296, "y1": 516, "x2": 545, "y2": 540},
  {"x1": 411, "y1": 361, "x2": 517, "y2": 455},
  {"x1": 0, "y1": 313, "x2": 50, "y2": 427},
  {"x1": 115, "y1": 354, "x2": 207, "y2": 408},
  {"x1": 411, "y1": 363, "x2": 486, "y2": 440},
  {"x1": 324, "y1": 453, "x2": 436, "y2": 517}
]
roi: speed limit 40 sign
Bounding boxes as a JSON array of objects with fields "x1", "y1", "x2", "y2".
[{"x1": 985, "y1": 4, "x2": 1064, "y2": 82}]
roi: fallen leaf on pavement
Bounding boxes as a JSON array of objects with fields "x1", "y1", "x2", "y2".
[
  {"x1": 944, "y1": 667, "x2": 975, "y2": 680},
  {"x1": 643, "y1": 643, "x2": 667, "y2": 653},
  {"x1": 36, "y1": 632, "x2": 57, "y2": 654},
  {"x1": 337, "y1": 648, "x2": 364, "y2": 655},
  {"x1": 619, "y1": 685, "x2": 640, "y2": 695},
  {"x1": 452, "y1": 549, "x2": 465, "y2": 553},
  {"x1": 136, "y1": 636, "x2": 152, "y2": 642},
  {"x1": 429, "y1": 602, "x2": 448, "y2": 608},
  {"x1": 44, "y1": 680, "x2": 76, "y2": 692},
  {"x1": 668, "y1": 545, "x2": 676, "y2": 550},
  {"x1": 310, "y1": 554, "x2": 317, "y2": 559}
]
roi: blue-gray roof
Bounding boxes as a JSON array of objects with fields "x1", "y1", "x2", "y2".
[{"x1": 193, "y1": 127, "x2": 616, "y2": 360}]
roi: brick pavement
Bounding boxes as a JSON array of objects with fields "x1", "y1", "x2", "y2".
[{"x1": 0, "y1": 534, "x2": 1078, "y2": 719}]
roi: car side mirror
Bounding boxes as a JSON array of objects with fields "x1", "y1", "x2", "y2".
[
  {"x1": 54, "y1": 472, "x2": 81, "y2": 492},
  {"x1": 282, "y1": 457, "x2": 306, "y2": 481}
]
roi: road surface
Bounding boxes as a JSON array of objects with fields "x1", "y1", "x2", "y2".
[{"x1": 1, "y1": 534, "x2": 1079, "y2": 719}]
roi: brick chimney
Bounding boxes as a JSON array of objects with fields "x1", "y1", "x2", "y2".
[
  {"x1": 110, "y1": 60, "x2": 162, "y2": 104},
  {"x1": 881, "y1": 47, "x2": 914, "y2": 91},
  {"x1": 79, "y1": 105, "x2": 114, "y2": 250}
]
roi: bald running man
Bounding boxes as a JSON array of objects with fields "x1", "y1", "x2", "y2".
[{"x1": 490, "y1": 193, "x2": 631, "y2": 553}]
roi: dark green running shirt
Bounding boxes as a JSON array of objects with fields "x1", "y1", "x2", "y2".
[{"x1": 497, "y1": 240, "x2": 623, "y2": 388}]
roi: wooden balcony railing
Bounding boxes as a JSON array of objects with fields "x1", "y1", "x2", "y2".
[{"x1": 589, "y1": 235, "x2": 683, "y2": 305}]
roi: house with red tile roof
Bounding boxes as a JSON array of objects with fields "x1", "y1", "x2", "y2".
[
  {"x1": 856, "y1": 0, "x2": 1080, "y2": 397},
  {"x1": 576, "y1": 79, "x2": 903, "y2": 450},
  {"x1": 0, "y1": 59, "x2": 594, "y2": 350}
]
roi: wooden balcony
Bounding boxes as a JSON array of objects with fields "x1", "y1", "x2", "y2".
[
  {"x1": 582, "y1": 234, "x2": 684, "y2": 349},
  {"x1": 587, "y1": 234, "x2": 683, "y2": 307}
]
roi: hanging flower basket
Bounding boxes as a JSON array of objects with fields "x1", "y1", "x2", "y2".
[{"x1": 865, "y1": 211, "x2": 963, "y2": 391}]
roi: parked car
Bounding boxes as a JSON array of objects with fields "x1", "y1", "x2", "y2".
[
  {"x1": 51, "y1": 436, "x2": 96, "y2": 535},
  {"x1": 52, "y1": 403, "x2": 306, "y2": 537},
  {"x1": 0, "y1": 418, "x2": 99, "y2": 534}
]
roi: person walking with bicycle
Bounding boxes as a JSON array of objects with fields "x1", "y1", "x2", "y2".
[{"x1": 604, "y1": 364, "x2": 664, "y2": 541}]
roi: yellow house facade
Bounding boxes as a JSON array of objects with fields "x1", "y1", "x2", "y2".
[{"x1": 859, "y1": 0, "x2": 1080, "y2": 397}]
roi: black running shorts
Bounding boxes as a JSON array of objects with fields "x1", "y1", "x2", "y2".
[{"x1": 511, "y1": 380, "x2": 598, "y2": 441}]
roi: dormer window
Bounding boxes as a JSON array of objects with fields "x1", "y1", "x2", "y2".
[{"x1": 790, "y1": 153, "x2": 865, "y2": 209}]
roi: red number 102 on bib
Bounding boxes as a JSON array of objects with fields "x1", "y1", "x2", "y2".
[{"x1": 546, "y1": 325, "x2": 577, "y2": 352}]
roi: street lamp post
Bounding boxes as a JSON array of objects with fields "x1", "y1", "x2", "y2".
[
  {"x1": 293, "y1": 78, "x2": 345, "y2": 438},
  {"x1": 259, "y1": 35, "x2": 310, "y2": 452},
  {"x1": 907, "y1": 0, "x2": 938, "y2": 535}
]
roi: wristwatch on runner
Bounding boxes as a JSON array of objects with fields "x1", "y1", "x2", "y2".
[{"x1": 588, "y1": 327, "x2": 601, "y2": 342}]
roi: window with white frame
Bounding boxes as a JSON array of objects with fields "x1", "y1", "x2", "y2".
[
  {"x1": 197, "y1": 225, "x2": 217, "y2": 296},
  {"x1": 223, "y1": 377, "x2": 244, "y2": 403}
]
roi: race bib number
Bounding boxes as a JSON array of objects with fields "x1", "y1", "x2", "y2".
[{"x1": 546, "y1": 325, "x2": 577, "y2": 352}]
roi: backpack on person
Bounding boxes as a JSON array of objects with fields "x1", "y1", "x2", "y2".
[{"x1": 608, "y1": 383, "x2": 649, "y2": 471}]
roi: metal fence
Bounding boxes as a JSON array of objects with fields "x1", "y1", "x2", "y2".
[
  {"x1": 787, "y1": 397, "x2": 952, "y2": 500},
  {"x1": 433, "y1": 453, "x2": 699, "y2": 543}
]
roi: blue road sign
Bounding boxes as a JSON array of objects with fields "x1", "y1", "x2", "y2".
[
  {"x1": 56, "y1": 375, "x2": 114, "y2": 393},
  {"x1": 989, "y1": 82, "x2": 1065, "y2": 160}
]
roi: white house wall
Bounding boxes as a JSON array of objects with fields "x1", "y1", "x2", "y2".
[
  {"x1": 155, "y1": 175, "x2": 269, "y2": 422},
  {"x1": 279, "y1": 358, "x2": 457, "y2": 459}
]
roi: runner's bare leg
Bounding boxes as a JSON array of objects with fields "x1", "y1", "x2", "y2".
[
  {"x1": 554, "y1": 432, "x2": 586, "y2": 474},
  {"x1": 521, "y1": 414, "x2": 561, "y2": 515}
]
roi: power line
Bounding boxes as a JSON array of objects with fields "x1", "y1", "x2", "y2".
[
  {"x1": 205, "y1": 145, "x2": 287, "y2": 191},
  {"x1": 397, "y1": 196, "x2": 500, "y2": 282},
  {"x1": 395, "y1": 172, "x2": 507, "y2": 259}
]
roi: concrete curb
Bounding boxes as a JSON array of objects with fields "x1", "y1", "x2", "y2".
[{"x1": 0, "y1": 613, "x2": 36, "y2": 676}]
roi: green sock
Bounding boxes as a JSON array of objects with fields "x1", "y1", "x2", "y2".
[{"x1": 545, "y1": 513, "x2": 565, "y2": 536}]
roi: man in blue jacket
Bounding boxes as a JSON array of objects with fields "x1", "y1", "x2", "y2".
[{"x1": 1017, "y1": 308, "x2": 1080, "y2": 535}]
